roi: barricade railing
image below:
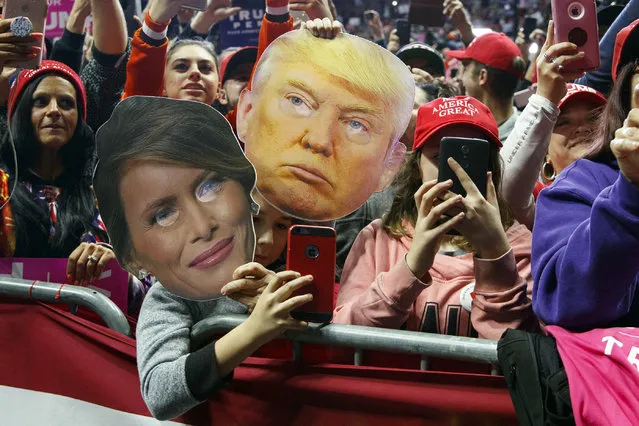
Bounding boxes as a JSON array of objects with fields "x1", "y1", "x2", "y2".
[
  {"x1": 192, "y1": 315, "x2": 500, "y2": 371},
  {"x1": 0, "y1": 277, "x2": 131, "y2": 336}
]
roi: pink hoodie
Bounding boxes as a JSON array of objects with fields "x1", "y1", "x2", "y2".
[
  {"x1": 545, "y1": 326, "x2": 639, "y2": 426},
  {"x1": 334, "y1": 219, "x2": 536, "y2": 340}
]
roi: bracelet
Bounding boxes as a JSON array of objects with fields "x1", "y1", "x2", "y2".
[
  {"x1": 266, "y1": 5, "x2": 290, "y2": 15},
  {"x1": 144, "y1": 10, "x2": 170, "y2": 33},
  {"x1": 265, "y1": 0, "x2": 289, "y2": 15}
]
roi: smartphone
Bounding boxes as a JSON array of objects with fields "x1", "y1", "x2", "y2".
[
  {"x1": 551, "y1": 0, "x2": 600, "y2": 72},
  {"x1": 438, "y1": 137, "x2": 490, "y2": 198},
  {"x1": 182, "y1": 0, "x2": 208, "y2": 11},
  {"x1": 522, "y1": 16, "x2": 537, "y2": 39},
  {"x1": 514, "y1": 84, "x2": 536, "y2": 109},
  {"x1": 2, "y1": 0, "x2": 47, "y2": 69},
  {"x1": 286, "y1": 225, "x2": 336, "y2": 323},
  {"x1": 396, "y1": 19, "x2": 411, "y2": 46}
]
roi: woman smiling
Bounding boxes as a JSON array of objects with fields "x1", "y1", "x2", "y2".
[{"x1": 92, "y1": 96, "x2": 313, "y2": 420}]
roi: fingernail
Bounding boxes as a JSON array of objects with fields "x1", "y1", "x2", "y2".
[
  {"x1": 66, "y1": 274, "x2": 72, "y2": 284},
  {"x1": 296, "y1": 272, "x2": 302, "y2": 277},
  {"x1": 31, "y1": 46, "x2": 41, "y2": 52}
]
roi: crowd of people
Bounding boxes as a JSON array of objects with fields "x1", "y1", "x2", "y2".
[{"x1": 0, "y1": 0, "x2": 638, "y2": 423}]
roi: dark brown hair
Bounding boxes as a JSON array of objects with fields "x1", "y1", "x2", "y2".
[
  {"x1": 382, "y1": 143, "x2": 514, "y2": 250},
  {"x1": 93, "y1": 97, "x2": 256, "y2": 270},
  {"x1": 586, "y1": 61, "x2": 638, "y2": 160},
  {"x1": 471, "y1": 58, "x2": 526, "y2": 101}
]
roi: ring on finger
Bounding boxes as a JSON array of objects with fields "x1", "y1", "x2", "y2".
[
  {"x1": 557, "y1": 64, "x2": 564, "y2": 72},
  {"x1": 87, "y1": 255, "x2": 98, "y2": 263},
  {"x1": 543, "y1": 52, "x2": 555, "y2": 63}
]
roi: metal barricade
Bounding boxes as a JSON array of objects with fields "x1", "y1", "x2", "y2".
[
  {"x1": 192, "y1": 315, "x2": 499, "y2": 368},
  {"x1": 0, "y1": 277, "x2": 131, "y2": 336}
]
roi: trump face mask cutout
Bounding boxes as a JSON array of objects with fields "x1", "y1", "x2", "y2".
[{"x1": 236, "y1": 29, "x2": 415, "y2": 221}]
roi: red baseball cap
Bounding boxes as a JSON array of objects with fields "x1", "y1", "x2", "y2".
[
  {"x1": 445, "y1": 32, "x2": 524, "y2": 79},
  {"x1": 413, "y1": 96, "x2": 501, "y2": 151},
  {"x1": 612, "y1": 19, "x2": 639, "y2": 82},
  {"x1": 219, "y1": 46, "x2": 258, "y2": 84},
  {"x1": 558, "y1": 83, "x2": 607, "y2": 110}
]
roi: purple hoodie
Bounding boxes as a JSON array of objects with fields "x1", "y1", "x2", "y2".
[{"x1": 532, "y1": 157, "x2": 639, "y2": 330}]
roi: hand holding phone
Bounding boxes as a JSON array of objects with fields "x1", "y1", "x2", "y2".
[
  {"x1": 286, "y1": 225, "x2": 336, "y2": 323},
  {"x1": 550, "y1": 0, "x2": 600, "y2": 72},
  {"x1": 443, "y1": 157, "x2": 511, "y2": 259},
  {"x1": 1, "y1": 0, "x2": 48, "y2": 69}
]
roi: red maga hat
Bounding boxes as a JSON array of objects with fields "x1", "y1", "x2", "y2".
[{"x1": 413, "y1": 96, "x2": 501, "y2": 151}]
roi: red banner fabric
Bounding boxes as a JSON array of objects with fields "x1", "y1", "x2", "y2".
[{"x1": 0, "y1": 297, "x2": 516, "y2": 425}]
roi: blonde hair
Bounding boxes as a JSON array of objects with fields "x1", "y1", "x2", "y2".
[{"x1": 250, "y1": 30, "x2": 415, "y2": 149}]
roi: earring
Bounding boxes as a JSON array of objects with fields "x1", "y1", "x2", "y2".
[
  {"x1": 137, "y1": 269, "x2": 149, "y2": 281},
  {"x1": 542, "y1": 161, "x2": 556, "y2": 182},
  {"x1": 250, "y1": 200, "x2": 260, "y2": 215}
]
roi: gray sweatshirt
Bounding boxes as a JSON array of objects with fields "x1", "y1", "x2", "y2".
[{"x1": 136, "y1": 283, "x2": 248, "y2": 420}]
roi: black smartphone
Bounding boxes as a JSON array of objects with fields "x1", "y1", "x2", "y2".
[
  {"x1": 437, "y1": 137, "x2": 490, "y2": 198},
  {"x1": 396, "y1": 19, "x2": 411, "y2": 46},
  {"x1": 522, "y1": 16, "x2": 537, "y2": 39}
]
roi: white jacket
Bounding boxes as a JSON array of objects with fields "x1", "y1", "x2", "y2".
[{"x1": 500, "y1": 94, "x2": 559, "y2": 230}]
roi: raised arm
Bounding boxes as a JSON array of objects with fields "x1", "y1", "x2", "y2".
[
  {"x1": 50, "y1": 0, "x2": 90, "y2": 73},
  {"x1": 500, "y1": 22, "x2": 585, "y2": 230},
  {"x1": 82, "y1": 0, "x2": 131, "y2": 130},
  {"x1": 122, "y1": 0, "x2": 195, "y2": 99},
  {"x1": 91, "y1": 0, "x2": 128, "y2": 55}
]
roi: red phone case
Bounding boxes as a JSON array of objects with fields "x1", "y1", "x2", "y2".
[
  {"x1": 286, "y1": 225, "x2": 336, "y2": 323},
  {"x1": 551, "y1": 0, "x2": 600, "y2": 72}
]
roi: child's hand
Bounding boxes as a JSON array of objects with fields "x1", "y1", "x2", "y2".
[
  {"x1": 245, "y1": 272, "x2": 313, "y2": 341},
  {"x1": 221, "y1": 262, "x2": 301, "y2": 313},
  {"x1": 301, "y1": 18, "x2": 343, "y2": 39}
]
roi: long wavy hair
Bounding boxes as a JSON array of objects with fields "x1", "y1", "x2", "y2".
[
  {"x1": 0, "y1": 73, "x2": 101, "y2": 256},
  {"x1": 382, "y1": 144, "x2": 514, "y2": 251}
]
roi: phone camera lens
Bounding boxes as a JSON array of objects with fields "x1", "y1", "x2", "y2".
[
  {"x1": 306, "y1": 244, "x2": 320, "y2": 259},
  {"x1": 568, "y1": 27, "x2": 587, "y2": 46},
  {"x1": 461, "y1": 145, "x2": 470, "y2": 154}
]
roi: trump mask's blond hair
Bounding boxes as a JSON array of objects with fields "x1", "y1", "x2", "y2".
[{"x1": 250, "y1": 29, "x2": 415, "y2": 156}]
